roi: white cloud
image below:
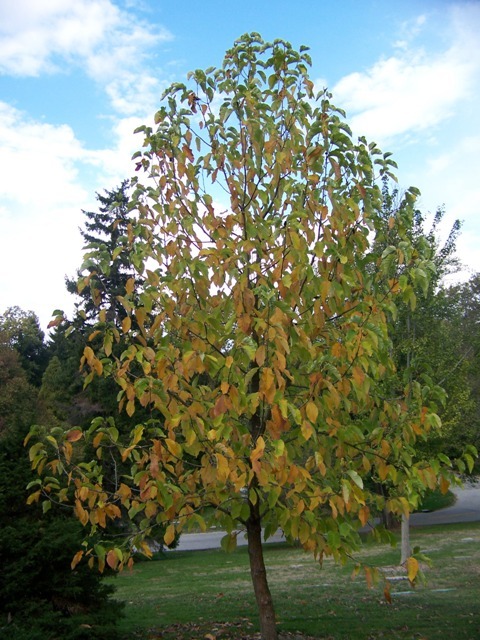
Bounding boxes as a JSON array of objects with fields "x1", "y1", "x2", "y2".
[
  {"x1": 0, "y1": 102, "x2": 90, "y2": 207},
  {"x1": 0, "y1": 101, "x2": 150, "y2": 330},
  {"x1": 0, "y1": 0, "x2": 172, "y2": 115},
  {"x1": 421, "y1": 133, "x2": 480, "y2": 278},
  {"x1": 332, "y1": 4, "x2": 480, "y2": 144},
  {"x1": 0, "y1": 101, "x2": 93, "y2": 327},
  {"x1": 393, "y1": 14, "x2": 427, "y2": 51},
  {"x1": 330, "y1": 3, "x2": 480, "y2": 279}
]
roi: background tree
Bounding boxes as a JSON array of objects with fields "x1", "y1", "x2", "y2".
[
  {"x1": 435, "y1": 274, "x2": 480, "y2": 465},
  {"x1": 0, "y1": 317, "x2": 122, "y2": 639},
  {"x1": 29, "y1": 34, "x2": 469, "y2": 640},
  {"x1": 0, "y1": 306, "x2": 48, "y2": 386},
  {"x1": 66, "y1": 181, "x2": 140, "y2": 327}
]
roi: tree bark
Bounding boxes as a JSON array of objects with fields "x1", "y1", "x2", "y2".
[{"x1": 246, "y1": 504, "x2": 278, "y2": 640}]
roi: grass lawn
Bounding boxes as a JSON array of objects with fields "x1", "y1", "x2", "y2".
[{"x1": 108, "y1": 522, "x2": 480, "y2": 639}]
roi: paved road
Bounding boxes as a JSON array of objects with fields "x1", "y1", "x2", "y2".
[
  {"x1": 172, "y1": 481, "x2": 480, "y2": 552},
  {"x1": 410, "y1": 479, "x2": 480, "y2": 526}
]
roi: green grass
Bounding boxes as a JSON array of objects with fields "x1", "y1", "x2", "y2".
[
  {"x1": 416, "y1": 488, "x2": 456, "y2": 512},
  {"x1": 108, "y1": 523, "x2": 480, "y2": 639}
]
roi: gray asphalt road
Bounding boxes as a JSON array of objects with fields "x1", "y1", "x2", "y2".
[
  {"x1": 172, "y1": 481, "x2": 480, "y2": 552},
  {"x1": 410, "y1": 479, "x2": 480, "y2": 526}
]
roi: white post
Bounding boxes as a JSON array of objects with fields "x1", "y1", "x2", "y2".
[{"x1": 400, "y1": 513, "x2": 411, "y2": 565}]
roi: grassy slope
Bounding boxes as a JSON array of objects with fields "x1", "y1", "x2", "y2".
[{"x1": 109, "y1": 522, "x2": 480, "y2": 639}]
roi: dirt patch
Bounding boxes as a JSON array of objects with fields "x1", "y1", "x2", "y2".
[{"x1": 131, "y1": 620, "x2": 321, "y2": 639}]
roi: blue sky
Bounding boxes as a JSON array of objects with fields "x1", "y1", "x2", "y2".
[{"x1": 1, "y1": 0, "x2": 479, "y2": 331}]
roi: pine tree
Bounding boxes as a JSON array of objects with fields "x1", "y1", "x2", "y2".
[{"x1": 66, "y1": 181, "x2": 138, "y2": 326}]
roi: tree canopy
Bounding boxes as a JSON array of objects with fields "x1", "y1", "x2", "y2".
[{"x1": 28, "y1": 34, "x2": 473, "y2": 640}]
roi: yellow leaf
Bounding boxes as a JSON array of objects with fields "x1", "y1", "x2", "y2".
[
  {"x1": 93, "y1": 358, "x2": 103, "y2": 376},
  {"x1": 71, "y1": 550, "x2": 84, "y2": 570},
  {"x1": 165, "y1": 438, "x2": 182, "y2": 458},
  {"x1": 92, "y1": 432, "x2": 104, "y2": 448},
  {"x1": 66, "y1": 429, "x2": 83, "y2": 442},
  {"x1": 406, "y1": 556, "x2": 419, "y2": 583},
  {"x1": 125, "y1": 277, "x2": 135, "y2": 294},
  {"x1": 78, "y1": 486, "x2": 89, "y2": 501},
  {"x1": 63, "y1": 440, "x2": 73, "y2": 464},
  {"x1": 74, "y1": 500, "x2": 89, "y2": 526},
  {"x1": 331, "y1": 342, "x2": 343, "y2": 358},
  {"x1": 260, "y1": 367, "x2": 275, "y2": 404},
  {"x1": 116, "y1": 483, "x2": 132, "y2": 502},
  {"x1": 220, "y1": 380, "x2": 229, "y2": 394},
  {"x1": 305, "y1": 401, "x2": 318, "y2": 423},
  {"x1": 135, "y1": 307, "x2": 147, "y2": 328},
  {"x1": 26, "y1": 490, "x2": 41, "y2": 505},
  {"x1": 83, "y1": 346, "x2": 94, "y2": 365},
  {"x1": 215, "y1": 453, "x2": 230, "y2": 482},
  {"x1": 164, "y1": 524, "x2": 176, "y2": 546},
  {"x1": 225, "y1": 355, "x2": 233, "y2": 369},
  {"x1": 301, "y1": 420, "x2": 313, "y2": 441},
  {"x1": 122, "y1": 316, "x2": 131, "y2": 333},
  {"x1": 255, "y1": 344, "x2": 266, "y2": 367}
]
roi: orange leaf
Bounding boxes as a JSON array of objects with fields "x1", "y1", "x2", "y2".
[
  {"x1": 439, "y1": 475, "x2": 450, "y2": 495},
  {"x1": 352, "y1": 366, "x2": 365, "y2": 387},
  {"x1": 384, "y1": 581, "x2": 392, "y2": 604},
  {"x1": 358, "y1": 505, "x2": 370, "y2": 527},
  {"x1": 66, "y1": 429, "x2": 83, "y2": 442},
  {"x1": 212, "y1": 394, "x2": 229, "y2": 417},
  {"x1": 106, "y1": 549, "x2": 119, "y2": 570},
  {"x1": 238, "y1": 313, "x2": 251, "y2": 333},
  {"x1": 250, "y1": 436, "x2": 265, "y2": 475},
  {"x1": 364, "y1": 566, "x2": 373, "y2": 589},
  {"x1": 71, "y1": 550, "x2": 84, "y2": 570}
]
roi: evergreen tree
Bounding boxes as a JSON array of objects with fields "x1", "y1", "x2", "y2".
[
  {"x1": 0, "y1": 337, "x2": 123, "y2": 639},
  {"x1": 66, "y1": 181, "x2": 138, "y2": 326}
]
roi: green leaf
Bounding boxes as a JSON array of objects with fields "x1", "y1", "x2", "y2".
[
  {"x1": 220, "y1": 532, "x2": 238, "y2": 553},
  {"x1": 347, "y1": 470, "x2": 364, "y2": 489}
]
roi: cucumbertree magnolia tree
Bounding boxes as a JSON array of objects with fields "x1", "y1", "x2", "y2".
[{"x1": 28, "y1": 34, "x2": 464, "y2": 640}]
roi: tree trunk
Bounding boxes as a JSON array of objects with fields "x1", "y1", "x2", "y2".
[
  {"x1": 246, "y1": 505, "x2": 278, "y2": 640},
  {"x1": 400, "y1": 513, "x2": 411, "y2": 565}
]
